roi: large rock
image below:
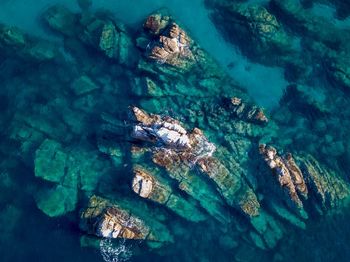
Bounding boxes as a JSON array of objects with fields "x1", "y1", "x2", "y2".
[
  {"x1": 34, "y1": 139, "x2": 111, "y2": 216},
  {"x1": 259, "y1": 144, "x2": 307, "y2": 207},
  {"x1": 143, "y1": 12, "x2": 194, "y2": 70},
  {"x1": 132, "y1": 166, "x2": 206, "y2": 222},
  {"x1": 80, "y1": 195, "x2": 173, "y2": 243}
]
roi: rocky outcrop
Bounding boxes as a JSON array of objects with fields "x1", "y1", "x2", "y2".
[
  {"x1": 131, "y1": 106, "x2": 215, "y2": 163},
  {"x1": 81, "y1": 195, "x2": 153, "y2": 240},
  {"x1": 259, "y1": 144, "x2": 308, "y2": 207},
  {"x1": 131, "y1": 107, "x2": 261, "y2": 219},
  {"x1": 228, "y1": 97, "x2": 268, "y2": 125},
  {"x1": 259, "y1": 144, "x2": 350, "y2": 214},
  {"x1": 143, "y1": 12, "x2": 194, "y2": 70},
  {"x1": 132, "y1": 166, "x2": 206, "y2": 222}
]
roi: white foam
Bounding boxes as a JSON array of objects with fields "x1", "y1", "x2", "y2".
[{"x1": 100, "y1": 238, "x2": 132, "y2": 262}]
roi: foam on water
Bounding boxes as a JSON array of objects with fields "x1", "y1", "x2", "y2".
[
  {"x1": 0, "y1": 0, "x2": 288, "y2": 108},
  {"x1": 99, "y1": 239, "x2": 132, "y2": 262}
]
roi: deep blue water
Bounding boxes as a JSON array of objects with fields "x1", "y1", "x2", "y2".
[{"x1": 1, "y1": 0, "x2": 350, "y2": 261}]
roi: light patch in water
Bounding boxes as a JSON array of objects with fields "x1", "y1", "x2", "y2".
[{"x1": 99, "y1": 239, "x2": 132, "y2": 262}]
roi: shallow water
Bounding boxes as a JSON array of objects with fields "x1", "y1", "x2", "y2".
[
  {"x1": 1, "y1": 0, "x2": 350, "y2": 262},
  {"x1": 0, "y1": 0, "x2": 287, "y2": 108}
]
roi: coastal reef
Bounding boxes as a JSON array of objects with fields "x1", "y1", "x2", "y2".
[{"x1": 1, "y1": 1, "x2": 350, "y2": 261}]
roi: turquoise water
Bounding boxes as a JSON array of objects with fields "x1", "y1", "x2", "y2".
[
  {"x1": 0, "y1": 0, "x2": 287, "y2": 108},
  {"x1": 1, "y1": 0, "x2": 350, "y2": 261}
]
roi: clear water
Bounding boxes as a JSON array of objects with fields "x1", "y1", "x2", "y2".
[{"x1": 1, "y1": 0, "x2": 350, "y2": 261}]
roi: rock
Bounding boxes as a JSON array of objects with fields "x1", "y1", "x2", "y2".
[
  {"x1": 71, "y1": 75, "x2": 99, "y2": 95},
  {"x1": 35, "y1": 185, "x2": 77, "y2": 217},
  {"x1": 130, "y1": 107, "x2": 261, "y2": 221},
  {"x1": 143, "y1": 13, "x2": 170, "y2": 35},
  {"x1": 43, "y1": 5, "x2": 137, "y2": 66},
  {"x1": 298, "y1": 154, "x2": 350, "y2": 210},
  {"x1": 43, "y1": 5, "x2": 77, "y2": 37},
  {"x1": 0, "y1": 24, "x2": 60, "y2": 62},
  {"x1": 270, "y1": 0, "x2": 350, "y2": 50},
  {"x1": 34, "y1": 139, "x2": 67, "y2": 183},
  {"x1": 98, "y1": 21, "x2": 137, "y2": 66},
  {"x1": 259, "y1": 144, "x2": 308, "y2": 207},
  {"x1": 132, "y1": 166, "x2": 206, "y2": 222},
  {"x1": 205, "y1": 2, "x2": 295, "y2": 65},
  {"x1": 143, "y1": 12, "x2": 195, "y2": 70},
  {"x1": 80, "y1": 195, "x2": 172, "y2": 243},
  {"x1": 130, "y1": 141, "x2": 231, "y2": 225},
  {"x1": 325, "y1": 55, "x2": 350, "y2": 90},
  {"x1": 228, "y1": 97, "x2": 268, "y2": 125}
]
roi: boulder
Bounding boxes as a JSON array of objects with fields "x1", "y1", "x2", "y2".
[
  {"x1": 80, "y1": 195, "x2": 173, "y2": 243},
  {"x1": 132, "y1": 166, "x2": 206, "y2": 222}
]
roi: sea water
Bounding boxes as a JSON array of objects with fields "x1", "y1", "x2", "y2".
[{"x1": 1, "y1": 0, "x2": 350, "y2": 262}]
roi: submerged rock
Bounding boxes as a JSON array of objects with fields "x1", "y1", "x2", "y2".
[
  {"x1": 0, "y1": 24, "x2": 59, "y2": 62},
  {"x1": 42, "y1": 5, "x2": 137, "y2": 67},
  {"x1": 132, "y1": 166, "x2": 206, "y2": 222},
  {"x1": 34, "y1": 139, "x2": 111, "y2": 216},
  {"x1": 205, "y1": 2, "x2": 295, "y2": 66}
]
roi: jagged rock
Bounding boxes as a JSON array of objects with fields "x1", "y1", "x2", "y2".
[
  {"x1": 298, "y1": 154, "x2": 350, "y2": 210},
  {"x1": 131, "y1": 106, "x2": 212, "y2": 155},
  {"x1": 259, "y1": 144, "x2": 307, "y2": 207},
  {"x1": 229, "y1": 97, "x2": 268, "y2": 125},
  {"x1": 259, "y1": 144, "x2": 350, "y2": 217},
  {"x1": 143, "y1": 13, "x2": 170, "y2": 35},
  {"x1": 131, "y1": 107, "x2": 261, "y2": 219},
  {"x1": 131, "y1": 144, "x2": 231, "y2": 225},
  {"x1": 132, "y1": 166, "x2": 206, "y2": 222},
  {"x1": 143, "y1": 12, "x2": 195, "y2": 70},
  {"x1": 80, "y1": 195, "x2": 172, "y2": 243}
]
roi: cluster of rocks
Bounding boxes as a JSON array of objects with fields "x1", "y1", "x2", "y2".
[
  {"x1": 258, "y1": 144, "x2": 350, "y2": 223},
  {"x1": 205, "y1": 0, "x2": 350, "y2": 86},
  {"x1": 143, "y1": 13, "x2": 194, "y2": 69},
  {"x1": 1, "y1": 1, "x2": 350, "y2": 261},
  {"x1": 43, "y1": 4, "x2": 137, "y2": 67}
]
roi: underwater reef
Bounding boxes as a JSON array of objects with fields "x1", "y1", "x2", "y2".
[{"x1": 2, "y1": 0, "x2": 350, "y2": 261}]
